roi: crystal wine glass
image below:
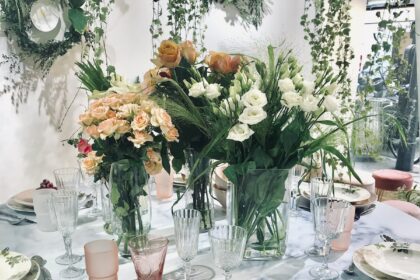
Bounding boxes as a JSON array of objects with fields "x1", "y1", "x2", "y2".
[
  {"x1": 51, "y1": 190, "x2": 85, "y2": 278},
  {"x1": 209, "y1": 225, "x2": 247, "y2": 280},
  {"x1": 173, "y1": 209, "x2": 201, "y2": 279},
  {"x1": 309, "y1": 197, "x2": 350, "y2": 280},
  {"x1": 305, "y1": 177, "x2": 333, "y2": 257},
  {"x1": 53, "y1": 168, "x2": 80, "y2": 190}
]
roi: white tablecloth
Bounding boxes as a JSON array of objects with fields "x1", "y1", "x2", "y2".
[{"x1": 1, "y1": 197, "x2": 420, "y2": 280}]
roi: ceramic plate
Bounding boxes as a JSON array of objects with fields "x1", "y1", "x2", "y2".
[
  {"x1": 0, "y1": 250, "x2": 32, "y2": 280},
  {"x1": 363, "y1": 242, "x2": 420, "y2": 280},
  {"x1": 6, "y1": 199, "x2": 35, "y2": 213},
  {"x1": 353, "y1": 246, "x2": 400, "y2": 280},
  {"x1": 12, "y1": 189, "x2": 35, "y2": 208},
  {"x1": 22, "y1": 261, "x2": 40, "y2": 280},
  {"x1": 299, "y1": 182, "x2": 371, "y2": 203},
  {"x1": 30, "y1": 0, "x2": 60, "y2": 33}
]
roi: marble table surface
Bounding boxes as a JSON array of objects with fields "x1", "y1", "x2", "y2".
[{"x1": 1, "y1": 196, "x2": 420, "y2": 280}]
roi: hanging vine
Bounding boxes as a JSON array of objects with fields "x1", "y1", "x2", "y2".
[{"x1": 301, "y1": 0, "x2": 354, "y2": 112}]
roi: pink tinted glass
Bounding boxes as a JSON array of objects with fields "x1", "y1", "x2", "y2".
[{"x1": 84, "y1": 239, "x2": 119, "y2": 280}]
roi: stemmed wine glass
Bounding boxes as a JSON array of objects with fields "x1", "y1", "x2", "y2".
[
  {"x1": 52, "y1": 168, "x2": 83, "y2": 265},
  {"x1": 309, "y1": 197, "x2": 350, "y2": 280},
  {"x1": 305, "y1": 177, "x2": 333, "y2": 257},
  {"x1": 209, "y1": 225, "x2": 247, "y2": 280},
  {"x1": 50, "y1": 190, "x2": 85, "y2": 278},
  {"x1": 173, "y1": 209, "x2": 201, "y2": 279}
]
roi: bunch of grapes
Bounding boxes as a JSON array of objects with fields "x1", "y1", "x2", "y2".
[{"x1": 38, "y1": 179, "x2": 57, "y2": 190}]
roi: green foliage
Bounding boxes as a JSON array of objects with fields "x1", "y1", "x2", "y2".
[
  {"x1": 76, "y1": 60, "x2": 111, "y2": 92},
  {"x1": 69, "y1": 8, "x2": 89, "y2": 34},
  {"x1": 209, "y1": 0, "x2": 267, "y2": 28}
]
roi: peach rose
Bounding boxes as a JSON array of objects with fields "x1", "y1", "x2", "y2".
[
  {"x1": 140, "y1": 68, "x2": 172, "y2": 95},
  {"x1": 81, "y1": 151, "x2": 103, "y2": 175},
  {"x1": 117, "y1": 104, "x2": 141, "y2": 118},
  {"x1": 146, "y1": 148, "x2": 161, "y2": 162},
  {"x1": 79, "y1": 113, "x2": 94, "y2": 126},
  {"x1": 89, "y1": 99, "x2": 103, "y2": 109},
  {"x1": 115, "y1": 119, "x2": 131, "y2": 135},
  {"x1": 98, "y1": 118, "x2": 120, "y2": 139},
  {"x1": 162, "y1": 126, "x2": 179, "y2": 142},
  {"x1": 84, "y1": 125, "x2": 100, "y2": 139},
  {"x1": 153, "y1": 40, "x2": 181, "y2": 68},
  {"x1": 140, "y1": 100, "x2": 157, "y2": 114},
  {"x1": 128, "y1": 131, "x2": 153, "y2": 148},
  {"x1": 90, "y1": 106, "x2": 111, "y2": 121},
  {"x1": 144, "y1": 159, "x2": 163, "y2": 175},
  {"x1": 131, "y1": 110, "x2": 150, "y2": 131},
  {"x1": 205, "y1": 51, "x2": 241, "y2": 74},
  {"x1": 150, "y1": 108, "x2": 172, "y2": 128},
  {"x1": 180, "y1": 41, "x2": 198, "y2": 64},
  {"x1": 101, "y1": 96, "x2": 121, "y2": 110}
]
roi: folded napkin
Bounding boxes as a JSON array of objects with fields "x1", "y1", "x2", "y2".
[{"x1": 0, "y1": 204, "x2": 36, "y2": 225}]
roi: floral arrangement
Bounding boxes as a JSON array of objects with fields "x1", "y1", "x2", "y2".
[
  {"x1": 74, "y1": 74, "x2": 179, "y2": 181},
  {"x1": 150, "y1": 39, "x2": 360, "y2": 255}
]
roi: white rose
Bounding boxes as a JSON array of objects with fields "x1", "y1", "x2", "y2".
[
  {"x1": 323, "y1": 95, "x2": 339, "y2": 112},
  {"x1": 241, "y1": 88, "x2": 267, "y2": 108},
  {"x1": 302, "y1": 80, "x2": 315, "y2": 95},
  {"x1": 205, "y1": 83, "x2": 221, "y2": 99},
  {"x1": 238, "y1": 106, "x2": 267, "y2": 125},
  {"x1": 227, "y1": 123, "x2": 254, "y2": 142},
  {"x1": 326, "y1": 83, "x2": 338, "y2": 95},
  {"x1": 300, "y1": 94, "x2": 319, "y2": 112},
  {"x1": 281, "y1": 91, "x2": 302, "y2": 108},
  {"x1": 292, "y1": 74, "x2": 303, "y2": 85},
  {"x1": 278, "y1": 78, "x2": 295, "y2": 92},
  {"x1": 189, "y1": 82, "x2": 206, "y2": 97}
]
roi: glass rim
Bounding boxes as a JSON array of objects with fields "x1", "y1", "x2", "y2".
[
  {"x1": 313, "y1": 197, "x2": 351, "y2": 208},
  {"x1": 128, "y1": 236, "x2": 169, "y2": 251},
  {"x1": 52, "y1": 189, "x2": 78, "y2": 197},
  {"x1": 173, "y1": 208, "x2": 202, "y2": 218},
  {"x1": 53, "y1": 167, "x2": 79, "y2": 174},
  {"x1": 208, "y1": 225, "x2": 247, "y2": 239},
  {"x1": 310, "y1": 176, "x2": 332, "y2": 183}
]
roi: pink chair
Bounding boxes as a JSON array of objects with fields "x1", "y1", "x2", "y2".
[
  {"x1": 383, "y1": 200, "x2": 420, "y2": 220},
  {"x1": 372, "y1": 169, "x2": 413, "y2": 201}
]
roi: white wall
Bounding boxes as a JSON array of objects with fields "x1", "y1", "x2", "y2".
[{"x1": 0, "y1": 0, "x2": 309, "y2": 202}]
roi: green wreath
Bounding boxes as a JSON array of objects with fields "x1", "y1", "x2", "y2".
[{"x1": 0, "y1": 0, "x2": 91, "y2": 74}]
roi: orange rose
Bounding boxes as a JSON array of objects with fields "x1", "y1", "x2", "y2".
[
  {"x1": 205, "y1": 51, "x2": 241, "y2": 74},
  {"x1": 153, "y1": 40, "x2": 181, "y2": 68},
  {"x1": 84, "y1": 125, "x2": 100, "y2": 139},
  {"x1": 180, "y1": 40, "x2": 198, "y2": 64}
]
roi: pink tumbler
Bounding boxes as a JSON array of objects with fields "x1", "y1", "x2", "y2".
[
  {"x1": 332, "y1": 205, "x2": 355, "y2": 251},
  {"x1": 84, "y1": 239, "x2": 119, "y2": 280}
]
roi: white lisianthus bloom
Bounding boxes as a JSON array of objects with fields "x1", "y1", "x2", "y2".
[
  {"x1": 301, "y1": 80, "x2": 315, "y2": 95},
  {"x1": 323, "y1": 95, "x2": 339, "y2": 112},
  {"x1": 300, "y1": 94, "x2": 319, "y2": 112},
  {"x1": 242, "y1": 88, "x2": 267, "y2": 108},
  {"x1": 227, "y1": 123, "x2": 254, "y2": 142},
  {"x1": 205, "y1": 83, "x2": 221, "y2": 99},
  {"x1": 278, "y1": 78, "x2": 295, "y2": 92},
  {"x1": 325, "y1": 83, "x2": 338, "y2": 95},
  {"x1": 281, "y1": 91, "x2": 302, "y2": 108},
  {"x1": 189, "y1": 82, "x2": 206, "y2": 97},
  {"x1": 292, "y1": 74, "x2": 303, "y2": 85},
  {"x1": 238, "y1": 106, "x2": 267, "y2": 125}
]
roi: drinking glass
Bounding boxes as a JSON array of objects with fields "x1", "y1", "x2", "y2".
[
  {"x1": 173, "y1": 209, "x2": 201, "y2": 279},
  {"x1": 84, "y1": 239, "x2": 119, "y2": 280},
  {"x1": 78, "y1": 160, "x2": 102, "y2": 217},
  {"x1": 209, "y1": 225, "x2": 247, "y2": 280},
  {"x1": 33, "y1": 189, "x2": 57, "y2": 232},
  {"x1": 51, "y1": 190, "x2": 85, "y2": 278},
  {"x1": 54, "y1": 168, "x2": 80, "y2": 190},
  {"x1": 129, "y1": 236, "x2": 169, "y2": 280},
  {"x1": 309, "y1": 198, "x2": 350, "y2": 280},
  {"x1": 305, "y1": 177, "x2": 333, "y2": 257}
]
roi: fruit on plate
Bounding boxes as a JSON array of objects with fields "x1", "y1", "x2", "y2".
[{"x1": 37, "y1": 179, "x2": 57, "y2": 190}]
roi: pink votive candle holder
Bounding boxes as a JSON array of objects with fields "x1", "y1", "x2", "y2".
[
  {"x1": 332, "y1": 205, "x2": 355, "y2": 251},
  {"x1": 154, "y1": 170, "x2": 174, "y2": 200},
  {"x1": 84, "y1": 239, "x2": 119, "y2": 280},
  {"x1": 129, "y1": 236, "x2": 169, "y2": 280}
]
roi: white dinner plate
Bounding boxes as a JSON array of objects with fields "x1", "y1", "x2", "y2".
[
  {"x1": 0, "y1": 250, "x2": 32, "y2": 280},
  {"x1": 300, "y1": 182, "x2": 371, "y2": 203},
  {"x1": 11, "y1": 189, "x2": 35, "y2": 208},
  {"x1": 6, "y1": 199, "x2": 35, "y2": 213},
  {"x1": 363, "y1": 242, "x2": 420, "y2": 280},
  {"x1": 353, "y1": 246, "x2": 400, "y2": 280},
  {"x1": 30, "y1": 0, "x2": 60, "y2": 33}
]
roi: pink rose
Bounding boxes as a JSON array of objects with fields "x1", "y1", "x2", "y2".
[{"x1": 77, "y1": 139, "x2": 93, "y2": 155}]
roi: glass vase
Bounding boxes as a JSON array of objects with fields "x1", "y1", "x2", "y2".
[
  {"x1": 227, "y1": 169, "x2": 290, "y2": 260},
  {"x1": 182, "y1": 148, "x2": 214, "y2": 232},
  {"x1": 109, "y1": 160, "x2": 152, "y2": 258}
]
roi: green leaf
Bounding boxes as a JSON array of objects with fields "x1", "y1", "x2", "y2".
[
  {"x1": 69, "y1": 0, "x2": 85, "y2": 8},
  {"x1": 110, "y1": 184, "x2": 120, "y2": 205},
  {"x1": 68, "y1": 8, "x2": 88, "y2": 34}
]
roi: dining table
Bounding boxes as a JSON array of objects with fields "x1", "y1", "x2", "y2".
[{"x1": 1, "y1": 194, "x2": 420, "y2": 280}]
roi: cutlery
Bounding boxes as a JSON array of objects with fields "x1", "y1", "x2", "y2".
[
  {"x1": 354, "y1": 204, "x2": 376, "y2": 221},
  {"x1": 380, "y1": 234, "x2": 396, "y2": 242}
]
